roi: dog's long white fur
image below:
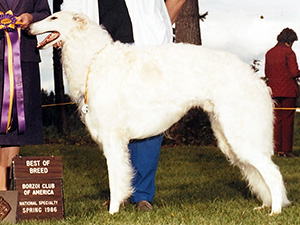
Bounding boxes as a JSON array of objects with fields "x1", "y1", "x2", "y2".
[{"x1": 30, "y1": 11, "x2": 290, "y2": 215}]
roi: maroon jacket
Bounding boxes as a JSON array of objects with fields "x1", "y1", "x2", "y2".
[{"x1": 265, "y1": 42, "x2": 300, "y2": 98}]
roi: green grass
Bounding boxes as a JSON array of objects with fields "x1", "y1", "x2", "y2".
[{"x1": 12, "y1": 143, "x2": 300, "y2": 225}]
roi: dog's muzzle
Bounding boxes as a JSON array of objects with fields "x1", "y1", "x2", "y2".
[{"x1": 36, "y1": 31, "x2": 60, "y2": 49}]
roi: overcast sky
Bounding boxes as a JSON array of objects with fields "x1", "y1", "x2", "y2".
[{"x1": 38, "y1": 0, "x2": 300, "y2": 92}]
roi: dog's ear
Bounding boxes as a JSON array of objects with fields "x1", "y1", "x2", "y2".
[{"x1": 72, "y1": 13, "x2": 90, "y2": 30}]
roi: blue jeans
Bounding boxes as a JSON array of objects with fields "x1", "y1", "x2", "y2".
[{"x1": 129, "y1": 134, "x2": 163, "y2": 203}]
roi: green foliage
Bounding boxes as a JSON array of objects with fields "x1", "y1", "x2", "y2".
[
  {"x1": 43, "y1": 126, "x2": 94, "y2": 145},
  {"x1": 16, "y1": 145, "x2": 300, "y2": 224},
  {"x1": 164, "y1": 108, "x2": 215, "y2": 146}
]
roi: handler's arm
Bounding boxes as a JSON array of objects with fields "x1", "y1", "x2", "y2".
[
  {"x1": 30, "y1": 0, "x2": 51, "y2": 23},
  {"x1": 17, "y1": 0, "x2": 51, "y2": 29},
  {"x1": 165, "y1": 0, "x2": 186, "y2": 24}
]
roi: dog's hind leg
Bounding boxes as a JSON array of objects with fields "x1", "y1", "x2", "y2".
[
  {"x1": 221, "y1": 136, "x2": 289, "y2": 214},
  {"x1": 220, "y1": 144, "x2": 289, "y2": 215},
  {"x1": 102, "y1": 135, "x2": 134, "y2": 214},
  {"x1": 210, "y1": 115, "x2": 271, "y2": 207},
  {"x1": 208, "y1": 113, "x2": 237, "y2": 161},
  {"x1": 239, "y1": 156, "x2": 290, "y2": 215},
  {"x1": 209, "y1": 113, "x2": 289, "y2": 215}
]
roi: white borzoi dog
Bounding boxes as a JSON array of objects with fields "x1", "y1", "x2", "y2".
[{"x1": 29, "y1": 11, "x2": 290, "y2": 215}]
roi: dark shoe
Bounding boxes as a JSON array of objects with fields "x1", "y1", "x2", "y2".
[
  {"x1": 137, "y1": 200, "x2": 153, "y2": 211},
  {"x1": 284, "y1": 153, "x2": 296, "y2": 158},
  {"x1": 277, "y1": 152, "x2": 296, "y2": 157}
]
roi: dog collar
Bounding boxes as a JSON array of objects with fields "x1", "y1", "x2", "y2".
[{"x1": 82, "y1": 45, "x2": 107, "y2": 115}]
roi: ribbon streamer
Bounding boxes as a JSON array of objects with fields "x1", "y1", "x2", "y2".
[{"x1": 0, "y1": 11, "x2": 25, "y2": 133}]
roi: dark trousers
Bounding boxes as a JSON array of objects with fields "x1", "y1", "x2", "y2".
[{"x1": 273, "y1": 97, "x2": 296, "y2": 153}]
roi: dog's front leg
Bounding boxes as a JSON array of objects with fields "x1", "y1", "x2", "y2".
[{"x1": 102, "y1": 137, "x2": 134, "y2": 214}]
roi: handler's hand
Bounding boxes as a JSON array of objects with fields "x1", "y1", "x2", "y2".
[{"x1": 17, "y1": 13, "x2": 33, "y2": 30}]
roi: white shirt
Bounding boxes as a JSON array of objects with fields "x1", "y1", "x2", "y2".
[
  {"x1": 124, "y1": 0, "x2": 173, "y2": 46},
  {"x1": 61, "y1": 0, "x2": 99, "y2": 24},
  {"x1": 61, "y1": 0, "x2": 172, "y2": 46}
]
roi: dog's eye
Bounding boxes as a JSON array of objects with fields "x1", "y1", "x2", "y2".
[{"x1": 50, "y1": 16, "x2": 58, "y2": 20}]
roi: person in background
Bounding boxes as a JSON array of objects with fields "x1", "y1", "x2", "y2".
[
  {"x1": 61, "y1": 0, "x2": 185, "y2": 211},
  {"x1": 0, "y1": 0, "x2": 51, "y2": 190},
  {"x1": 265, "y1": 28, "x2": 300, "y2": 157}
]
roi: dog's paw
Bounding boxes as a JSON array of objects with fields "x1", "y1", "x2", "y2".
[
  {"x1": 254, "y1": 204, "x2": 282, "y2": 216},
  {"x1": 269, "y1": 210, "x2": 281, "y2": 216},
  {"x1": 253, "y1": 204, "x2": 266, "y2": 211}
]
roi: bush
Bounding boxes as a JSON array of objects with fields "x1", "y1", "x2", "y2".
[{"x1": 163, "y1": 108, "x2": 215, "y2": 146}]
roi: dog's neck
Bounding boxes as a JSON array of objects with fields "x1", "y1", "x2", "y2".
[
  {"x1": 83, "y1": 44, "x2": 108, "y2": 106},
  {"x1": 60, "y1": 25, "x2": 113, "y2": 101}
]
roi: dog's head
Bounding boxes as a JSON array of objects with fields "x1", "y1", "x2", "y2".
[{"x1": 29, "y1": 11, "x2": 90, "y2": 49}]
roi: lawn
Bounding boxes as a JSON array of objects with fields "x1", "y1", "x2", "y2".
[
  {"x1": 6, "y1": 112, "x2": 300, "y2": 224},
  {"x1": 14, "y1": 141, "x2": 300, "y2": 225}
]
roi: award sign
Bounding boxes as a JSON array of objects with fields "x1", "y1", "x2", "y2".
[{"x1": 12, "y1": 156, "x2": 64, "y2": 221}]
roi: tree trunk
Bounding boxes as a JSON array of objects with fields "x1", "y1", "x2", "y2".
[
  {"x1": 164, "y1": 0, "x2": 215, "y2": 146},
  {"x1": 175, "y1": 0, "x2": 201, "y2": 45},
  {"x1": 53, "y1": 0, "x2": 68, "y2": 135}
]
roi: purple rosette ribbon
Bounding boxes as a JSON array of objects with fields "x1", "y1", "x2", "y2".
[{"x1": 0, "y1": 10, "x2": 25, "y2": 133}]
